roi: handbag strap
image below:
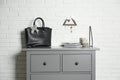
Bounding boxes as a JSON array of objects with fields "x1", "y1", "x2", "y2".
[{"x1": 33, "y1": 17, "x2": 45, "y2": 28}]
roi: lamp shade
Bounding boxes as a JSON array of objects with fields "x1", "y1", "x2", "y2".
[{"x1": 63, "y1": 18, "x2": 77, "y2": 26}]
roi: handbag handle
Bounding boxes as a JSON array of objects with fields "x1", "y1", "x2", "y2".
[{"x1": 33, "y1": 17, "x2": 45, "y2": 28}]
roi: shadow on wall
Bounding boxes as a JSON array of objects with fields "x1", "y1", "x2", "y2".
[{"x1": 15, "y1": 31, "x2": 26, "y2": 80}]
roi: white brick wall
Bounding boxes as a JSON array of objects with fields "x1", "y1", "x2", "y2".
[{"x1": 0, "y1": 0, "x2": 120, "y2": 80}]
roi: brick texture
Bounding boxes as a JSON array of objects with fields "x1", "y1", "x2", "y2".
[{"x1": 0, "y1": 0, "x2": 120, "y2": 80}]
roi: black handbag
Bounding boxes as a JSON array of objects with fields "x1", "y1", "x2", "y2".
[{"x1": 25, "y1": 17, "x2": 52, "y2": 48}]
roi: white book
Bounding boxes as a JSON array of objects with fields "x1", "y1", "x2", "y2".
[{"x1": 61, "y1": 43, "x2": 82, "y2": 48}]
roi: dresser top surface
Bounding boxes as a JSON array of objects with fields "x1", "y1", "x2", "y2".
[{"x1": 23, "y1": 47, "x2": 99, "y2": 51}]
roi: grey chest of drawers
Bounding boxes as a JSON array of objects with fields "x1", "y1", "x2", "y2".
[{"x1": 23, "y1": 47, "x2": 99, "y2": 80}]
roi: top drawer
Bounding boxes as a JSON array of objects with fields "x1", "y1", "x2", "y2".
[
  {"x1": 31, "y1": 55, "x2": 60, "y2": 72},
  {"x1": 63, "y1": 54, "x2": 91, "y2": 71}
]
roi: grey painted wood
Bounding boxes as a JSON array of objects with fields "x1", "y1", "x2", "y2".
[
  {"x1": 23, "y1": 47, "x2": 100, "y2": 51},
  {"x1": 27, "y1": 50, "x2": 94, "y2": 55},
  {"x1": 91, "y1": 52, "x2": 96, "y2": 80},
  {"x1": 25, "y1": 47, "x2": 99, "y2": 80},
  {"x1": 63, "y1": 55, "x2": 91, "y2": 71},
  {"x1": 26, "y1": 52, "x2": 30, "y2": 80},
  {"x1": 31, "y1": 55, "x2": 60, "y2": 72},
  {"x1": 31, "y1": 74, "x2": 91, "y2": 80}
]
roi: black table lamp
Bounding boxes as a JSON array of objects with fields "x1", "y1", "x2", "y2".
[{"x1": 63, "y1": 18, "x2": 77, "y2": 33}]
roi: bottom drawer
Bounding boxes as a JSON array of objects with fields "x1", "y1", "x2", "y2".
[{"x1": 31, "y1": 74, "x2": 91, "y2": 80}]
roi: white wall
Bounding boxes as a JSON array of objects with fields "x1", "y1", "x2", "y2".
[{"x1": 0, "y1": 0, "x2": 120, "y2": 80}]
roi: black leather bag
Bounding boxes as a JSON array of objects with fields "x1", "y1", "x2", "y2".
[{"x1": 25, "y1": 17, "x2": 52, "y2": 48}]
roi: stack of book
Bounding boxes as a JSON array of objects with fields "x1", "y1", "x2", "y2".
[{"x1": 61, "y1": 43, "x2": 82, "y2": 48}]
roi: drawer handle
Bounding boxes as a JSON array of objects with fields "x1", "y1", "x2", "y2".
[
  {"x1": 43, "y1": 62, "x2": 47, "y2": 66},
  {"x1": 74, "y1": 62, "x2": 79, "y2": 66}
]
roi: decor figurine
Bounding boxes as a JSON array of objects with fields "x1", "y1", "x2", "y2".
[{"x1": 89, "y1": 26, "x2": 93, "y2": 47}]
